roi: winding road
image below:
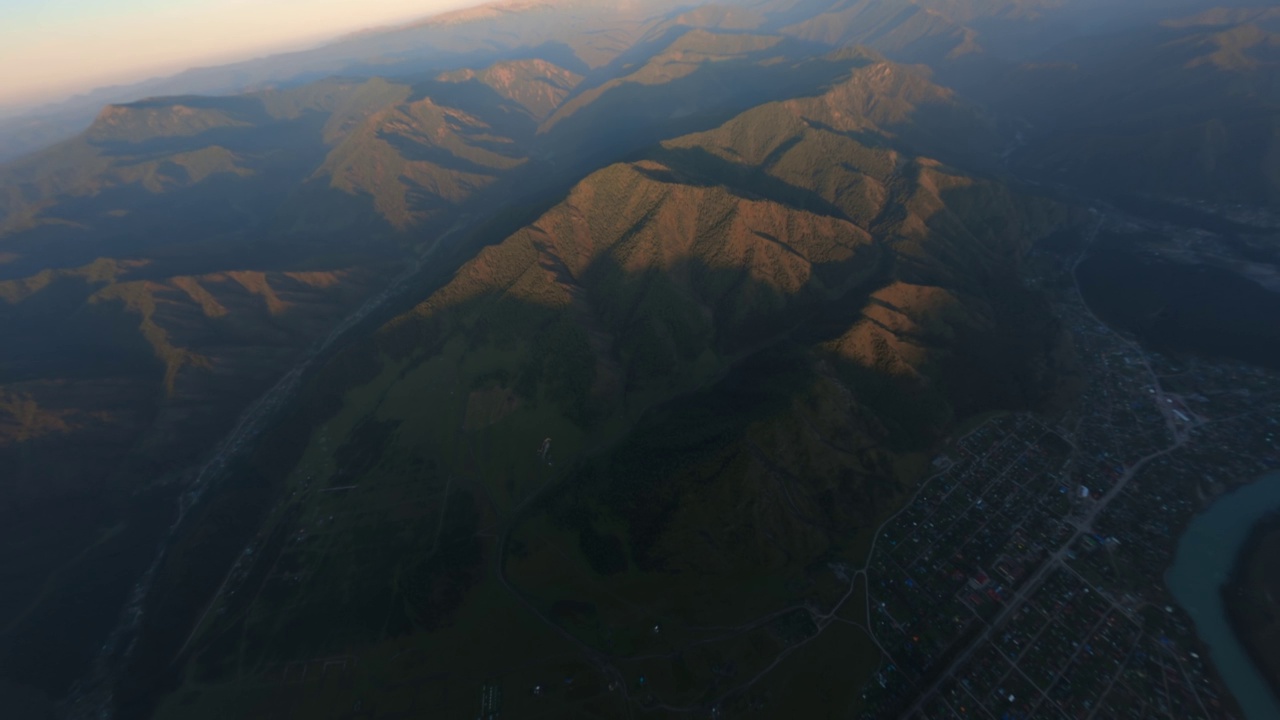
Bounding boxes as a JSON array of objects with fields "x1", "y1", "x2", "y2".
[{"x1": 73, "y1": 215, "x2": 478, "y2": 718}]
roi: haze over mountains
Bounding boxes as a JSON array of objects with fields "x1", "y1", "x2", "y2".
[{"x1": 0, "y1": 1, "x2": 1278, "y2": 718}]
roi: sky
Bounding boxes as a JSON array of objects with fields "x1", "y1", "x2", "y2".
[{"x1": 0, "y1": 0, "x2": 485, "y2": 110}]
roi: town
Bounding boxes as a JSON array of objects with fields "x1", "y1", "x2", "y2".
[{"x1": 857, "y1": 214, "x2": 1280, "y2": 719}]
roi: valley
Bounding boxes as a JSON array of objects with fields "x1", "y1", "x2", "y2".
[
  {"x1": 97, "y1": 33, "x2": 1075, "y2": 719},
  {"x1": 0, "y1": 1, "x2": 1278, "y2": 719}
]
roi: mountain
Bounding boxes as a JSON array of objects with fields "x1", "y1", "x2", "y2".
[
  {"x1": 998, "y1": 7, "x2": 1280, "y2": 207},
  {"x1": 0, "y1": 7, "x2": 883, "y2": 712},
  {"x1": 776, "y1": 0, "x2": 1214, "y2": 62},
  {"x1": 537, "y1": 30, "x2": 865, "y2": 163},
  {"x1": 0, "y1": 0, "x2": 1237, "y2": 166},
  {"x1": 761, "y1": 0, "x2": 1280, "y2": 208},
  {"x1": 1, "y1": 1, "x2": 1276, "y2": 718},
  {"x1": 0, "y1": 61, "x2": 586, "y2": 712},
  {"x1": 118, "y1": 54, "x2": 1069, "y2": 719},
  {"x1": 0, "y1": 0, "x2": 701, "y2": 164},
  {"x1": 438, "y1": 59, "x2": 584, "y2": 121}
]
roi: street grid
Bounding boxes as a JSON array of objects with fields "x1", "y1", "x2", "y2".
[{"x1": 857, "y1": 214, "x2": 1280, "y2": 719}]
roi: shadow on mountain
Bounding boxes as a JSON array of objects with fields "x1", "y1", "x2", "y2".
[
  {"x1": 512, "y1": 41, "x2": 595, "y2": 77},
  {"x1": 0, "y1": 20, "x2": 1083, "y2": 715},
  {"x1": 120, "y1": 94, "x2": 272, "y2": 120},
  {"x1": 376, "y1": 131, "x2": 519, "y2": 176},
  {"x1": 0, "y1": 284, "x2": 160, "y2": 384},
  {"x1": 577, "y1": 23, "x2": 699, "y2": 87},
  {"x1": 96, "y1": 165, "x2": 1069, "y2": 710},
  {"x1": 540, "y1": 47, "x2": 871, "y2": 166},
  {"x1": 989, "y1": 18, "x2": 1280, "y2": 208},
  {"x1": 0, "y1": 263, "x2": 403, "y2": 713},
  {"x1": 1, "y1": 179, "x2": 379, "y2": 280},
  {"x1": 0, "y1": 158, "x2": 406, "y2": 282},
  {"x1": 406, "y1": 80, "x2": 541, "y2": 138},
  {"x1": 639, "y1": 145, "x2": 852, "y2": 221},
  {"x1": 334, "y1": 39, "x2": 593, "y2": 92},
  {"x1": 1078, "y1": 235, "x2": 1280, "y2": 369},
  {"x1": 90, "y1": 112, "x2": 324, "y2": 159}
]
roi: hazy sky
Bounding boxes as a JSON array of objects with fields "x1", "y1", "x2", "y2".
[{"x1": 0, "y1": 0, "x2": 485, "y2": 109}]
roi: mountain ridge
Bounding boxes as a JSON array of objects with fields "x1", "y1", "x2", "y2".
[
  {"x1": 117, "y1": 61, "x2": 1071, "y2": 718},
  {"x1": 0, "y1": 2, "x2": 1273, "y2": 717}
]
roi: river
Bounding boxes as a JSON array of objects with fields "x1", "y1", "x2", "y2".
[{"x1": 1166, "y1": 472, "x2": 1280, "y2": 719}]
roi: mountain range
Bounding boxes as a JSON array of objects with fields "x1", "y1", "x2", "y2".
[{"x1": 0, "y1": 1, "x2": 1276, "y2": 718}]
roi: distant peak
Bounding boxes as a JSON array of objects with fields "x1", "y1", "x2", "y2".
[
  {"x1": 420, "y1": 0, "x2": 559, "y2": 27},
  {"x1": 86, "y1": 99, "x2": 253, "y2": 144},
  {"x1": 669, "y1": 4, "x2": 767, "y2": 32},
  {"x1": 438, "y1": 58, "x2": 583, "y2": 120},
  {"x1": 1163, "y1": 7, "x2": 1280, "y2": 30}
]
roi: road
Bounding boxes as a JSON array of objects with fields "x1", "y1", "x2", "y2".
[
  {"x1": 174, "y1": 214, "x2": 476, "y2": 524},
  {"x1": 72, "y1": 214, "x2": 479, "y2": 718},
  {"x1": 897, "y1": 438, "x2": 1180, "y2": 718},
  {"x1": 893, "y1": 212, "x2": 1196, "y2": 717}
]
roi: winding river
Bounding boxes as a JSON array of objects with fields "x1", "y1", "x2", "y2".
[{"x1": 1166, "y1": 472, "x2": 1280, "y2": 719}]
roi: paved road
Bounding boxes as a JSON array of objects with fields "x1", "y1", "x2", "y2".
[
  {"x1": 71, "y1": 215, "x2": 479, "y2": 718},
  {"x1": 895, "y1": 213, "x2": 1193, "y2": 717}
]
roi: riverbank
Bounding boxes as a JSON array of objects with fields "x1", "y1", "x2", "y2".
[
  {"x1": 1222, "y1": 509, "x2": 1280, "y2": 704},
  {"x1": 1167, "y1": 471, "x2": 1280, "y2": 720}
]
